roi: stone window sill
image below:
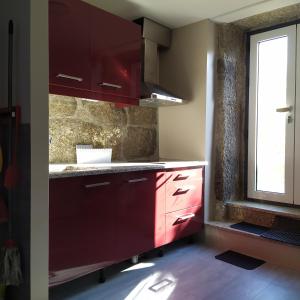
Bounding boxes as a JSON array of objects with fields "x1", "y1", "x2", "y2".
[{"x1": 226, "y1": 200, "x2": 300, "y2": 220}]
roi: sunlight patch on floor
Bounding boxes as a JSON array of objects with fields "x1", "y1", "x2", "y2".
[
  {"x1": 121, "y1": 262, "x2": 156, "y2": 272},
  {"x1": 124, "y1": 272, "x2": 177, "y2": 300}
]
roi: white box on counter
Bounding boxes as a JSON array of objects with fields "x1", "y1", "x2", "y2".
[{"x1": 76, "y1": 145, "x2": 112, "y2": 164}]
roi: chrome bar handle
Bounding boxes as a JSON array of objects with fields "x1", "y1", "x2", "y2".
[
  {"x1": 176, "y1": 188, "x2": 191, "y2": 193},
  {"x1": 276, "y1": 106, "x2": 293, "y2": 113},
  {"x1": 177, "y1": 213, "x2": 195, "y2": 221},
  {"x1": 57, "y1": 73, "x2": 83, "y2": 82},
  {"x1": 128, "y1": 178, "x2": 148, "y2": 183},
  {"x1": 85, "y1": 182, "x2": 111, "y2": 189},
  {"x1": 99, "y1": 82, "x2": 122, "y2": 89}
]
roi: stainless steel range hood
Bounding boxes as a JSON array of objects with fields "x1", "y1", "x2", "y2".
[{"x1": 135, "y1": 18, "x2": 185, "y2": 107}]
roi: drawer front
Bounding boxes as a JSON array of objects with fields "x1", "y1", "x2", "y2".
[
  {"x1": 166, "y1": 178, "x2": 203, "y2": 213},
  {"x1": 166, "y1": 167, "x2": 203, "y2": 183},
  {"x1": 165, "y1": 206, "x2": 203, "y2": 244}
]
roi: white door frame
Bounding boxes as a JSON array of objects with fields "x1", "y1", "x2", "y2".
[
  {"x1": 248, "y1": 25, "x2": 296, "y2": 204},
  {"x1": 294, "y1": 26, "x2": 300, "y2": 206}
]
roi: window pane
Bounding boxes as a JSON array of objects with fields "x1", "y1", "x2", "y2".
[{"x1": 256, "y1": 36, "x2": 288, "y2": 193}]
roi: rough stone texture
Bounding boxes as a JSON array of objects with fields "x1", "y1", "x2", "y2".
[
  {"x1": 213, "y1": 5, "x2": 300, "y2": 222},
  {"x1": 49, "y1": 94, "x2": 77, "y2": 118},
  {"x1": 123, "y1": 127, "x2": 157, "y2": 161},
  {"x1": 228, "y1": 206, "x2": 275, "y2": 228},
  {"x1": 49, "y1": 95, "x2": 158, "y2": 163},
  {"x1": 127, "y1": 106, "x2": 157, "y2": 126},
  {"x1": 80, "y1": 99, "x2": 127, "y2": 126},
  {"x1": 234, "y1": 3, "x2": 300, "y2": 31},
  {"x1": 214, "y1": 201, "x2": 228, "y2": 221},
  {"x1": 214, "y1": 24, "x2": 246, "y2": 204}
]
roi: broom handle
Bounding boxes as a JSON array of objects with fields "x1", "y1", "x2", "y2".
[{"x1": 8, "y1": 20, "x2": 14, "y2": 239}]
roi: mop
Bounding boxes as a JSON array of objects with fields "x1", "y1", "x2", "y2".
[
  {"x1": 0, "y1": 20, "x2": 22, "y2": 290},
  {"x1": 0, "y1": 141, "x2": 8, "y2": 224}
]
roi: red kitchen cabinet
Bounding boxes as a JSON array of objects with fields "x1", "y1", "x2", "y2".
[
  {"x1": 49, "y1": 0, "x2": 92, "y2": 93},
  {"x1": 91, "y1": 8, "x2": 141, "y2": 103},
  {"x1": 49, "y1": 174, "x2": 120, "y2": 287},
  {"x1": 116, "y1": 171, "x2": 166, "y2": 261},
  {"x1": 165, "y1": 205, "x2": 204, "y2": 244},
  {"x1": 49, "y1": 0, "x2": 141, "y2": 104},
  {"x1": 164, "y1": 167, "x2": 204, "y2": 244},
  {"x1": 165, "y1": 168, "x2": 203, "y2": 213},
  {"x1": 49, "y1": 166, "x2": 204, "y2": 286}
]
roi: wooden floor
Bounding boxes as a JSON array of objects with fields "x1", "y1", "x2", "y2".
[{"x1": 50, "y1": 241, "x2": 300, "y2": 300}]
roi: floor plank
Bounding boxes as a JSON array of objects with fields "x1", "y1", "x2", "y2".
[{"x1": 50, "y1": 241, "x2": 300, "y2": 300}]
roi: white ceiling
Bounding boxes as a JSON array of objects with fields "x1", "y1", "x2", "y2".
[{"x1": 83, "y1": 0, "x2": 300, "y2": 28}]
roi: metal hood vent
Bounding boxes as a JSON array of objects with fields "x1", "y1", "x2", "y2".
[{"x1": 134, "y1": 18, "x2": 185, "y2": 107}]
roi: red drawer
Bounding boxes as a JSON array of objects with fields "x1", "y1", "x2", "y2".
[
  {"x1": 166, "y1": 178, "x2": 203, "y2": 213},
  {"x1": 165, "y1": 206, "x2": 203, "y2": 244},
  {"x1": 165, "y1": 167, "x2": 203, "y2": 183}
]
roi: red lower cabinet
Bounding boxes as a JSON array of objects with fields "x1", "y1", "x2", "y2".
[
  {"x1": 116, "y1": 172, "x2": 166, "y2": 261},
  {"x1": 49, "y1": 174, "x2": 119, "y2": 286},
  {"x1": 165, "y1": 205, "x2": 204, "y2": 244},
  {"x1": 166, "y1": 178, "x2": 203, "y2": 213},
  {"x1": 49, "y1": 167, "x2": 204, "y2": 286},
  {"x1": 164, "y1": 167, "x2": 204, "y2": 244}
]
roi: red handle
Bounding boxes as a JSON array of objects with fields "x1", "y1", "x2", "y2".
[{"x1": 12, "y1": 105, "x2": 21, "y2": 165}]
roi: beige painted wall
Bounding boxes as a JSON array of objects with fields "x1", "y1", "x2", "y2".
[
  {"x1": 30, "y1": 0, "x2": 49, "y2": 299},
  {"x1": 159, "y1": 20, "x2": 215, "y2": 161},
  {"x1": 159, "y1": 20, "x2": 217, "y2": 220}
]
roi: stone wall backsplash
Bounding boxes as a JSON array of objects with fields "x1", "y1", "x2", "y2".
[{"x1": 49, "y1": 95, "x2": 158, "y2": 163}]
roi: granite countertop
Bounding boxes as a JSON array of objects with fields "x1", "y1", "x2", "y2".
[{"x1": 49, "y1": 161, "x2": 208, "y2": 179}]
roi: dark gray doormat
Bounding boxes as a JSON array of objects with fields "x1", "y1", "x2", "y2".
[
  {"x1": 261, "y1": 216, "x2": 300, "y2": 246},
  {"x1": 215, "y1": 250, "x2": 265, "y2": 270},
  {"x1": 261, "y1": 230, "x2": 300, "y2": 246},
  {"x1": 230, "y1": 222, "x2": 269, "y2": 235}
]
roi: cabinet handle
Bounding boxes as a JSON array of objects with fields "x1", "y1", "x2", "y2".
[
  {"x1": 99, "y1": 82, "x2": 122, "y2": 89},
  {"x1": 128, "y1": 178, "x2": 148, "y2": 183},
  {"x1": 85, "y1": 182, "x2": 111, "y2": 189},
  {"x1": 57, "y1": 73, "x2": 83, "y2": 82},
  {"x1": 174, "y1": 174, "x2": 189, "y2": 181},
  {"x1": 276, "y1": 106, "x2": 292, "y2": 113},
  {"x1": 177, "y1": 213, "x2": 195, "y2": 221},
  {"x1": 173, "y1": 188, "x2": 190, "y2": 196}
]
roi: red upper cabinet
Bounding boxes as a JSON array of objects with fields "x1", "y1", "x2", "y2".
[
  {"x1": 90, "y1": 8, "x2": 141, "y2": 103},
  {"x1": 49, "y1": 0, "x2": 92, "y2": 92},
  {"x1": 49, "y1": 0, "x2": 141, "y2": 104}
]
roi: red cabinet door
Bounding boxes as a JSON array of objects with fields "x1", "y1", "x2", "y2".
[
  {"x1": 116, "y1": 171, "x2": 165, "y2": 261},
  {"x1": 49, "y1": 0, "x2": 92, "y2": 93},
  {"x1": 154, "y1": 172, "x2": 166, "y2": 247},
  {"x1": 165, "y1": 205, "x2": 204, "y2": 244},
  {"x1": 91, "y1": 8, "x2": 141, "y2": 103},
  {"x1": 49, "y1": 174, "x2": 119, "y2": 286}
]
